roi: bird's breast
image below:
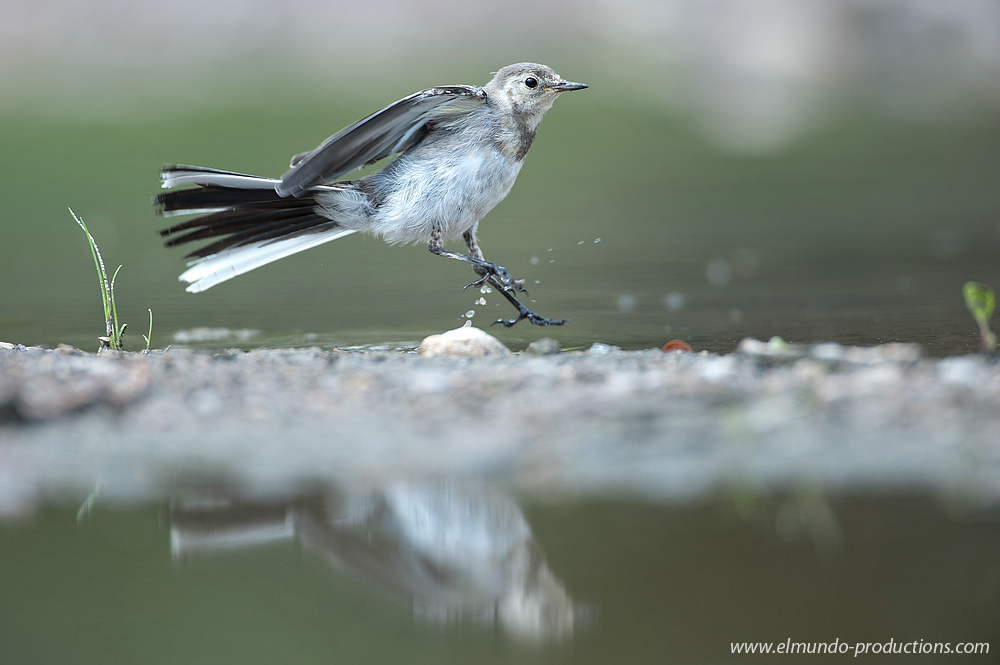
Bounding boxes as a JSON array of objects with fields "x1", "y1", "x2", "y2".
[{"x1": 370, "y1": 144, "x2": 522, "y2": 244}]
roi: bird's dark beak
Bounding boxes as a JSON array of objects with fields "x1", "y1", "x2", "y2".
[{"x1": 550, "y1": 81, "x2": 588, "y2": 92}]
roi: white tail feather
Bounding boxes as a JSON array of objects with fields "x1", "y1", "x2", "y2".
[
  {"x1": 180, "y1": 228, "x2": 358, "y2": 292},
  {"x1": 170, "y1": 515, "x2": 295, "y2": 557},
  {"x1": 161, "y1": 171, "x2": 280, "y2": 190},
  {"x1": 160, "y1": 206, "x2": 230, "y2": 218}
]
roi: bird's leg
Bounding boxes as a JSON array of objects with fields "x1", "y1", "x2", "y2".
[
  {"x1": 427, "y1": 230, "x2": 566, "y2": 327},
  {"x1": 463, "y1": 229, "x2": 485, "y2": 262},
  {"x1": 462, "y1": 230, "x2": 490, "y2": 288},
  {"x1": 427, "y1": 231, "x2": 525, "y2": 294},
  {"x1": 462, "y1": 229, "x2": 528, "y2": 293}
]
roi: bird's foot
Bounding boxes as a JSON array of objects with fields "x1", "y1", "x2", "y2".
[
  {"x1": 483, "y1": 275, "x2": 566, "y2": 327},
  {"x1": 463, "y1": 262, "x2": 527, "y2": 294},
  {"x1": 491, "y1": 308, "x2": 568, "y2": 328}
]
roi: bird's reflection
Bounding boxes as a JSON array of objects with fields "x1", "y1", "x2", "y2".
[{"x1": 168, "y1": 480, "x2": 577, "y2": 639}]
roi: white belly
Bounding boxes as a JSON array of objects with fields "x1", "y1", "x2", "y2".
[{"x1": 369, "y1": 146, "x2": 522, "y2": 245}]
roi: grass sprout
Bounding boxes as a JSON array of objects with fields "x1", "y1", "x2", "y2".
[
  {"x1": 142, "y1": 308, "x2": 153, "y2": 353},
  {"x1": 70, "y1": 208, "x2": 127, "y2": 352},
  {"x1": 76, "y1": 486, "x2": 99, "y2": 525},
  {"x1": 963, "y1": 281, "x2": 996, "y2": 353}
]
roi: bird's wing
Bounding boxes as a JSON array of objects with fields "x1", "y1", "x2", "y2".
[{"x1": 276, "y1": 85, "x2": 487, "y2": 197}]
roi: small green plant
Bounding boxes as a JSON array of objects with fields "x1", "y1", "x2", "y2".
[
  {"x1": 963, "y1": 281, "x2": 996, "y2": 353},
  {"x1": 71, "y1": 208, "x2": 127, "y2": 351},
  {"x1": 142, "y1": 308, "x2": 153, "y2": 353},
  {"x1": 76, "y1": 486, "x2": 99, "y2": 525}
]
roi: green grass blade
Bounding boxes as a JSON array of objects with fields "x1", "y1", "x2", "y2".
[
  {"x1": 963, "y1": 281, "x2": 995, "y2": 324},
  {"x1": 69, "y1": 208, "x2": 112, "y2": 330},
  {"x1": 143, "y1": 308, "x2": 153, "y2": 351},
  {"x1": 76, "y1": 486, "x2": 99, "y2": 525},
  {"x1": 110, "y1": 264, "x2": 124, "y2": 349},
  {"x1": 963, "y1": 281, "x2": 997, "y2": 352}
]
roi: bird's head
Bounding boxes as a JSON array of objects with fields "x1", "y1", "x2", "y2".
[{"x1": 485, "y1": 63, "x2": 587, "y2": 130}]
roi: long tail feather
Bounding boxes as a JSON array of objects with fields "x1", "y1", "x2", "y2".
[
  {"x1": 157, "y1": 165, "x2": 356, "y2": 292},
  {"x1": 160, "y1": 164, "x2": 280, "y2": 190},
  {"x1": 179, "y1": 229, "x2": 357, "y2": 292}
]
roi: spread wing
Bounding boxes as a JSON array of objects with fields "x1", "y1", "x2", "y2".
[{"x1": 276, "y1": 85, "x2": 487, "y2": 197}]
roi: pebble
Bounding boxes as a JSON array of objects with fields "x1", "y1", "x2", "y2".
[
  {"x1": 418, "y1": 327, "x2": 511, "y2": 358},
  {"x1": 937, "y1": 356, "x2": 983, "y2": 386},
  {"x1": 810, "y1": 342, "x2": 844, "y2": 362},
  {"x1": 525, "y1": 338, "x2": 561, "y2": 355},
  {"x1": 587, "y1": 343, "x2": 620, "y2": 355}
]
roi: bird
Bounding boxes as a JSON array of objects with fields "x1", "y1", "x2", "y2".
[{"x1": 155, "y1": 63, "x2": 587, "y2": 327}]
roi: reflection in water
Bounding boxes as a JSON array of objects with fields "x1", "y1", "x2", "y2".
[{"x1": 169, "y1": 480, "x2": 576, "y2": 640}]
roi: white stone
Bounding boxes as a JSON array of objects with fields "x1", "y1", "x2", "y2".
[
  {"x1": 811, "y1": 342, "x2": 844, "y2": 362},
  {"x1": 418, "y1": 326, "x2": 511, "y2": 357},
  {"x1": 937, "y1": 356, "x2": 982, "y2": 386},
  {"x1": 588, "y1": 342, "x2": 620, "y2": 355},
  {"x1": 699, "y1": 356, "x2": 736, "y2": 381}
]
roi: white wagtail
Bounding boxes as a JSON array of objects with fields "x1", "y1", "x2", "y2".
[{"x1": 155, "y1": 63, "x2": 587, "y2": 327}]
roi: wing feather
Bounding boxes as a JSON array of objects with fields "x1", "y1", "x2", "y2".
[{"x1": 276, "y1": 85, "x2": 486, "y2": 197}]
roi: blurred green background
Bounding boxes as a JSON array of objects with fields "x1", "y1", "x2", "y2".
[{"x1": 1, "y1": 0, "x2": 998, "y2": 353}]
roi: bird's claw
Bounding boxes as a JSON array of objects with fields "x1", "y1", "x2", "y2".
[
  {"x1": 470, "y1": 266, "x2": 562, "y2": 327},
  {"x1": 490, "y1": 310, "x2": 567, "y2": 328},
  {"x1": 467, "y1": 263, "x2": 526, "y2": 294},
  {"x1": 463, "y1": 273, "x2": 490, "y2": 291}
]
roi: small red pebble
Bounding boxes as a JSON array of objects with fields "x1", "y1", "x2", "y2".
[{"x1": 662, "y1": 339, "x2": 692, "y2": 353}]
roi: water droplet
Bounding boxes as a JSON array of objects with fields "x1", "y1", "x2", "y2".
[
  {"x1": 476, "y1": 297, "x2": 486, "y2": 305},
  {"x1": 706, "y1": 258, "x2": 731, "y2": 287},
  {"x1": 594, "y1": 238, "x2": 601, "y2": 243},
  {"x1": 534, "y1": 280, "x2": 540, "y2": 284},
  {"x1": 663, "y1": 292, "x2": 684, "y2": 312},
  {"x1": 547, "y1": 248, "x2": 553, "y2": 252},
  {"x1": 549, "y1": 260, "x2": 555, "y2": 264},
  {"x1": 462, "y1": 319, "x2": 473, "y2": 328},
  {"x1": 617, "y1": 294, "x2": 637, "y2": 312},
  {"x1": 577, "y1": 240, "x2": 585, "y2": 245},
  {"x1": 465, "y1": 310, "x2": 475, "y2": 318}
]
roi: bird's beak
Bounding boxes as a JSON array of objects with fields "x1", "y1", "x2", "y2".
[{"x1": 550, "y1": 81, "x2": 588, "y2": 92}]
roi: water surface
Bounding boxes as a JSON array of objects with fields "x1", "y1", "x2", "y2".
[
  {"x1": 1, "y1": 489, "x2": 996, "y2": 664},
  {"x1": 1, "y1": 107, "x2": 997, "y2": 354}
]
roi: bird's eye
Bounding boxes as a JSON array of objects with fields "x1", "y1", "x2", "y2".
[{"x1": 524, "y1": 77, "x2": 538, "y2": 89}]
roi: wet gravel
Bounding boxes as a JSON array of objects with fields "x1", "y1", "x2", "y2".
[{"x1": 1, "y1": 337, "x2": 998, "y2": 515}]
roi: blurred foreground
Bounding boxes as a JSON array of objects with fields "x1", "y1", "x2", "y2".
[
  {"x1": 2, "y1": 341, "x2": 998, "y2": 513},
  {"x1": 1, "y1": 340, "x2": 999, "y2": 662}
]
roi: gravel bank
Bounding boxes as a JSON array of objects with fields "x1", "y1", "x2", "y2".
[{"x1": 1, "y1": 336, "x2": 998, "y2": 515}]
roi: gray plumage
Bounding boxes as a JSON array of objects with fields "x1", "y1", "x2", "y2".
[{"x1": 156, "y1": 63, "x2": 586, "y2": 326}]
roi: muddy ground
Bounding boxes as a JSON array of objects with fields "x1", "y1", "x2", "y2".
[{"x1": 1, "y1": 336, "x2": 998, "y2": 515}]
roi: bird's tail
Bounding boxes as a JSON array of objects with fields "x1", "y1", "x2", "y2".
[{"x1": 155, "y1": 165, "x2": 356, "y2": 292}]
